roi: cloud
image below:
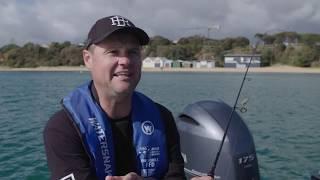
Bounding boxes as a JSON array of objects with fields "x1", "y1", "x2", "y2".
[{"x1": 0, "y1": 0, "x2": 319, "y2": 47}]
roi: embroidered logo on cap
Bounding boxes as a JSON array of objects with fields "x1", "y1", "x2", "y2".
[
  {"x1": 141, "y1": 121, "x2": 154, "y2": 135},
  {"x1": 110, "y1": 15, "x2": 131, "y2": 27}
]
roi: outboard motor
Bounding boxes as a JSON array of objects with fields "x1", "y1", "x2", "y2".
[
  {"x1": 176, "y1": 100, "x2": 260, "y2": 180},
  {"x1": 311, "y1": 170, "x2": 320, "y2": 180}
]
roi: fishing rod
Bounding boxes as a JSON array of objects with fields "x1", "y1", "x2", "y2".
[{"x1": 207, "y1": 45, "x2": 257, "y2": 178}]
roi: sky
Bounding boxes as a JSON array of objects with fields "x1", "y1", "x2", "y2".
[{"x1": 0, "y1": 0, "x2": 320, "y2": 47}]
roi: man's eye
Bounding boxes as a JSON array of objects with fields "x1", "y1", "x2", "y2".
[
  {"x1": 106, "y1": 50, "x2": 117, "y2": 55},
  {"x1": 129, "y1": 50, "x2": 140, "y2": 56}
]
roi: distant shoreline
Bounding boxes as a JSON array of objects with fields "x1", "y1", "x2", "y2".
[{"x1": 0, "y1": 66, "x2": 320, "y2": 74}]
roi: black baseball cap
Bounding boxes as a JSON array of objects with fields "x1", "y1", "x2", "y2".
[{"x1": 84, "y1": 15, "x2": 149, "y2": 49}]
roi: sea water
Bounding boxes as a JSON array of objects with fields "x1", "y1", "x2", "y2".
[{"x1": 0, "y1": 71, "x2": 319, "y2": 180}]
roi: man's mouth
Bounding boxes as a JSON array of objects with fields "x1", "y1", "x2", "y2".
[{"x1": 113, "y1": 71, "x2": 132, "y2": 78}]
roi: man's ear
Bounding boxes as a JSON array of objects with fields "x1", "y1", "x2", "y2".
[{"x1": 83, "y1": 49, "x2": 92, "y2": 69}]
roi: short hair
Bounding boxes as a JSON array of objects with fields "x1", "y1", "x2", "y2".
[{"x1": 87, "y1": 44, "x2": 96, "y2": 53}]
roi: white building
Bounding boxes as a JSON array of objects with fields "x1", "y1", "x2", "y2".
[
  {"x1": 224, "y1": 54, "x2": 261, "y2": 68},
  {"x1": 194, "y1": 60, "x2": 216, "y2": 68},
  {"x1": 142, "y1": 57, "x2": 173, "y2": 68},
  {"x1": 142, "y1": 57, "x2": 155, "y2": 68},
  {"x1": 153, "y1": 57, "x2": 164, "y2": 68}
]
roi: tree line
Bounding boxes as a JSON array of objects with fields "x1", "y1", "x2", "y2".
[{"x1": 0, "y1": 32, "x2": 320, "y2": 68}]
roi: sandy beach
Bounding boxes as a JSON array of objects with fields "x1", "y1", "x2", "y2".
[{"x1": 0, "y1": 65, "x2": 320, "y2": 74}]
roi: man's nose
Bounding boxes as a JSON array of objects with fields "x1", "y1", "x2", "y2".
[{"x1": 117, "y1": 56, "x2": 130, "y2": 66}]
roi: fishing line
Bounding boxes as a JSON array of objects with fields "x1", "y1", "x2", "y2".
[{"x1": 207, "y1": 45, "x2": 257, "y2": 178}]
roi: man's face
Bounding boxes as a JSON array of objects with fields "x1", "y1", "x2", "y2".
[{"x1": 83, "y1": 31, "x2": 142, "y2": 98}]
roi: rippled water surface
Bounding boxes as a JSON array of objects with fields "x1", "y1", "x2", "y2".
[{"x1": 0, "y1": 71, "x2": 319, "y2": 179}]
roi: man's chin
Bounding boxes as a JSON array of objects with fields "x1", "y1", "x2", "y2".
[
  {"x1": 113, "y1": 85, "x2": 135, "y2": 96},
  {"x1": 111, "y1": 79, "x2": 138, "y2": 95}
]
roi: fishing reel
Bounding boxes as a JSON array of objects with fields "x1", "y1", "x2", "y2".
[{"x1": 235, "y1": 98, "x2": 249, "y2": 113}]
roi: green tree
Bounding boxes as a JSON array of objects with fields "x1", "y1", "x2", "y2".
[
  {"x1": 144, "y1": 36, "x2": 172, "y2": 57},
  {"x1": 60, "y1": 45, "x2": 83, "y2": 66},
  {"x1": 232, "y1": 37, "x2": 250, "y2": 48},
  {"x1": 279, "y1": 45, "x2": 317, "y2": 67},
  {"x1": 4, "y1": 43, "x2": 43, "y2": 67},
  {"x1": 290, "y1": 45, "x2": 317, "y2": 67},
  {"x1": 261, "y1": 48, "x2": 273, "y2": 66},
  {"x1": 0, "y1": 44, "x2": 20, "y2": 53},
  {"x1": 221, "y1": 38, "x2": 233, "y2": 50},
  {"x1": 274, "y1": 32, "x2": 299, "y2": 44},
  {"x1": 177, "y1": 35, "x2": 205, "y2": 45},
  {"x1": 166, "y1": 45, "x2": 194, "y2": 60},
  {"x1": 300, "y1": 33, "x2": 320, "y2": 46}
]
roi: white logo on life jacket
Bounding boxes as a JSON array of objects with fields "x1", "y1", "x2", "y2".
[
  {"x1": 60, "y1": 173, "x2": 75, "y2": 180},
  {"x1": 141, "y1": 121, "x2": 154, "y2": 135},
  {"x1": 110, "y1": 15, "x2": 131, "y2": 27}
]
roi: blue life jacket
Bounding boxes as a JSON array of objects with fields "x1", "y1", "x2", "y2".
[{"x1": 62, "y1": 81, "x2": 168, "y2": 180}]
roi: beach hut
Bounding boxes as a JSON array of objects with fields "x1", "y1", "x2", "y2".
[
  {"x1": 207, "y1": 61, "x2": 215, "y2": 68},
  {"x1": 182, "y1": 61, "x2": 193, "y2": 68},
  {"x1": 172, "y1": 60, "x2": 183, "y2": 68},
  {"x1": 163, "y1": 59, "x2": 173, "y2": 68},
  {"x1": 194, "y1": 60, "x2": 216, "y2": 68},
  {"x1": 153, "y1": 57, "x2": 165, "y2": 68},
  {"x1": 143, "y1": 57, "x2": 156, "y2": 68},
  {"x1": 143, "y1": 57, "x2": 173, "y2": 68}
]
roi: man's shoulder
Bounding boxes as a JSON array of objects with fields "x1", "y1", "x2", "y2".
[
  {"x1": 44, "y1": 109, "x2": 76, "y2": 135},
  {"x1": 155, "y1": 103, "x2": 172, "y2": 114},
  {"x1": 154, "y1": 103, "x2": 174, "y2": 119},
  {"x1": 136, "y1": 92, "x2": 173, "y2": 116},
  {"x1": 153, "y1": 103, "x2": 178, "y2": 130}
]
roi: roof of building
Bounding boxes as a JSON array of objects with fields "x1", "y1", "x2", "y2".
[{"x1": 224, "y1": 54, "x2": 261, "y2": 57}]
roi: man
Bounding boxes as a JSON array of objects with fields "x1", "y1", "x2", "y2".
[{"x1": 44, "y1": 15, "x2": 213, "y2": 180}]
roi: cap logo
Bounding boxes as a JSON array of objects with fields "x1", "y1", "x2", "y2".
[{"x1": 110, "y1": 15, "x2": 131, "y2": 27}]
